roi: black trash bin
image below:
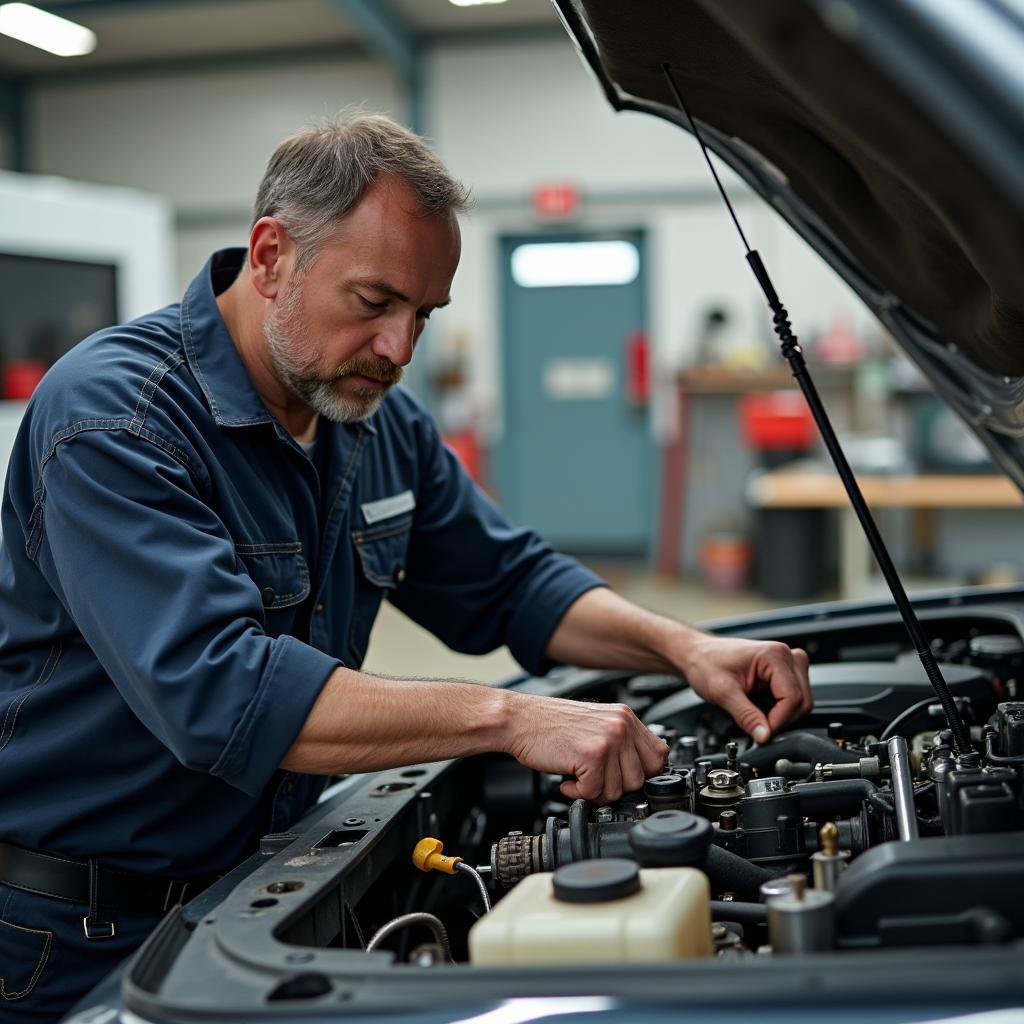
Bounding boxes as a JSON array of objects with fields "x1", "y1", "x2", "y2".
[
  {"x1": 755, "y1": 507, "x2": 825, "y2": 600},
  {"x1": 741, "y1": 392, "x2": 825, "y2": 600}
]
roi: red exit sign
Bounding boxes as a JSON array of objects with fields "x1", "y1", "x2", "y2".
[{"x1": 532, "y1": 182, "x2": 581, "y2": 219}]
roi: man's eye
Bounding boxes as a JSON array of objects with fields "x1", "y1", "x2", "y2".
[{"x1": 359, "y1": 295, "x2": 386, "y2": 311}]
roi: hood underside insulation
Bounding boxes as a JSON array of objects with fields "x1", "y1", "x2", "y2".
[{"x1": 575, "y1": 0, "x2": 1024, "y2": 375}]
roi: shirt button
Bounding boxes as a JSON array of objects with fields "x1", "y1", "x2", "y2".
[
  {"x1": 393, "y1": 566, "x2": 407, "y2": 584},
  {"x1": 314, "y1": 603, "x2": 325, "y2": 614},
  {"x1": 261, "y1": 586, "x2": 276, "y2": 607}
]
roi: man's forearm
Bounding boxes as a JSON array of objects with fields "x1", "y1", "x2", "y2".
[
  {"x1": 281, "y1": 668, "x2": 513, "y2": 775},
  {"x1": 545, "y1": 587, "x2": 701, "y2": 673},
  {"x1": 280, "y1": 660, "x2": 669, "y2": 804}
]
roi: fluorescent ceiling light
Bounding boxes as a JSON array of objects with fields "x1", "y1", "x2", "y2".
[
  {"x1": 447, "y1": 0, "x2": 508, "y2": 7},
  {"x1": 0, "y1": 3, "x2": 96, "y2": 57}
]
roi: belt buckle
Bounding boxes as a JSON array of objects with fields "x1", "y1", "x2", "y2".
[
  {"x1": 162, "y1": 879, "x2": 191, "y2": 911},
  {"x1": 82, "y1": 917, "x2": 116, "y2": 940}
]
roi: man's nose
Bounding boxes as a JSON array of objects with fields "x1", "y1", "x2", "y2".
[{"x1": 371, "y1": 317, "x2": 417, "y2": 367}]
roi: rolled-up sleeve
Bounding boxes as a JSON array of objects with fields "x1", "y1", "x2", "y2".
[
  {"x1": 30, "y1": 427, "x2": 339, "y2": 797},
  {"x1": 392, "y1": 414, "x2": 606, "y2": 676}
]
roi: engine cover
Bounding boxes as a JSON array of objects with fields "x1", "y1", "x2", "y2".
[{"x1": 644, "y1": 661, "x2": 992, "y2": 736}]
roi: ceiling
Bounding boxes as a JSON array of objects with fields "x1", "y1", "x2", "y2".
[{"x1": 0, "y1": 0, "x2": 560, "y2": 78}]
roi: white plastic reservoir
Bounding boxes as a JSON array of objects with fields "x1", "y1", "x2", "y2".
[{"x1": 469, "y1": 859, "x2": 713, "y2": 966}]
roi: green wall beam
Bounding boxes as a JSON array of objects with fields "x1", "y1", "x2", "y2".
[
  {"x1": 0, "y1": 77, "x2": 29, "y2": 172},
  {"x1": 326, "y1": 0, "x2": 423, "y2": 133}
]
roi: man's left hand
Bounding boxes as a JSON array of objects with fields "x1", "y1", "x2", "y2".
[
  {"x1": 546, "y1": 588, "x2": 814, "y2": 746},
  {"x1": 671, "y1": 633, "x2": 812, "y2": 743}
]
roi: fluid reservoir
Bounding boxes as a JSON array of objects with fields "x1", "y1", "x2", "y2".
[{"x1": 468, "y1": 858, "x2": 712, "y2": 966}]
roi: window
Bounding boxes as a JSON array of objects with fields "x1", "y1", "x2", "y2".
[{"x1": 510, "y1": 240, "x2": 640, "y2": 288}]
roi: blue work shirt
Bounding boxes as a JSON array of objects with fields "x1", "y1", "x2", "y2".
[{"x1": 0, "y1": 249, "x2": 603, "y2": 877}]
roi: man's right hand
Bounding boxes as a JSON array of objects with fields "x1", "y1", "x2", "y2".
[
  {"x1": 501, "y1": 692, "x2": 668, "y2": 804},
  {"x1": 283, "y1": 669, "x2": 666, "y2": 804}
]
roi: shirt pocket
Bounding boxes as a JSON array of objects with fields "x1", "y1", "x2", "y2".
[
  {"x1": 349, "y1": 515, "x2": 412, "y2": 664},
  {"x1": 351, "y1": 515, "x2": 413, "y2": 590},
  {"x1": 235, "y1": 541, "x2": 311, "y2": 636}
]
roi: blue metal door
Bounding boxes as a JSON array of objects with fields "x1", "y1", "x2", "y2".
[{"x1": 497, "y1": 231, "x2": 652, "y2": 554}]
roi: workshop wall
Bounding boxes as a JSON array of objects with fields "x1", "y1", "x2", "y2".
[{"x1": 29, "y1": 56, "x2": 402, "y2": 286}]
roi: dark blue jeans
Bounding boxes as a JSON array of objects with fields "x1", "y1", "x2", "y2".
[{"x1": 0, "y1": 883, "x2": 161, "y2": 1021}]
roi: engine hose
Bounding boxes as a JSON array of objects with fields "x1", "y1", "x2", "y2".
[
  {"x1": 741, "y1": 732, "x2": 860, "y2": 773},
  {"x1": 568, "y1": 799, "x2": 591, "y2": 862},
  {"x1": 792, "y1": 779, "x2": 877, "y2": 817},
  {"x1": 706, "y1": 845, "x2": 773, "y2": 902},
  {"x1": 867, "y1": 790, "x2": 896, "y2": 815},
  {"x1": 711, "y1": 900, "x2": 768, "y2": 927}
]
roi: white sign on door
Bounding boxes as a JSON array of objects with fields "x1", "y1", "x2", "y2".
[{"x1": 543, "y1": 358, "x2": 616, "y2": 401}]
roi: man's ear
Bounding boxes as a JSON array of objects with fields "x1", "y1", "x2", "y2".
[{"x1": 249, "y1": 217, "x2": 293, "y2": 300}]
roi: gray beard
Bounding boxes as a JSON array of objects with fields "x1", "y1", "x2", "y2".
[{"x1": 263, "y1": 295, "x2": 389, "y2": 424}]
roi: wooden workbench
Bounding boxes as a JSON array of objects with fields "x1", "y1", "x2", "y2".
[
  {"x1": 656, "y1": 366, "x2": 854, "y2": 576},
  {"x1": 747, "y1": 469, "x2": 1024, "y2": 597}
]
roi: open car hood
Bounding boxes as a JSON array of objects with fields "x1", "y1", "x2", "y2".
[{"x1": 553, "y1": 0, "x2": 1024, "y2": 489}]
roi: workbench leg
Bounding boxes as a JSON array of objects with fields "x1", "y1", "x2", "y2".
[
  {"x1": 655, "y1": 385, "x2": 690, "y2": 576},
  {"x1": 839, "y1": 508, "x2": 870, "y2": 599}
]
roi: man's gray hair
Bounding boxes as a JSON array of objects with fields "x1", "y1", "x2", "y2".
[{"x1": 253, "y1": 113, "x2": 472, "y2": 269}]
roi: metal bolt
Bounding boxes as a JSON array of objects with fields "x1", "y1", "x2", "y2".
[
  {"x1": 819, "y1": 822, "x2": 839, "y2": 857},
  {"x1": 709, "y1": 769, "x2": 740, "y2": 790},
  {"x1": 342, "y1": 817, "x2": 365, "y2": 827},
  {"x1": 679, "y1": 736, "x2": 700, "y2": 761},
  {"x1": 787, "y1": 873, "x2": 807, "y2": 901},
  {"x1": 409, "y1": 944, "x2": 442, "y2": 967}
]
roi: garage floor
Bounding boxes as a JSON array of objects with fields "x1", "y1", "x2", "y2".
[{"x1": 362, "y1": 561, "x2": 798, "y2": 683}]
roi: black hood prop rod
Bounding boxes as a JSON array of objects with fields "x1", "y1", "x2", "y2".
[{"x1": 660, "y1": 63, "x2": 974, "y2": 759}]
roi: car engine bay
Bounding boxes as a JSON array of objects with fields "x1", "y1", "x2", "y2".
[{"x1": 119, "y1": 592, "x2": 1024, "y2": 1018}]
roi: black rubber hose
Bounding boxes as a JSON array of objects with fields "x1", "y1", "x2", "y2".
[
  {"x1": 711, "y1": 900, "x2": 768, "y2": 926},
  {"x1": 705, "y1": 845, "x2": 773, "y2": 902},
  {"x1": 568, "y1": 799, "x2": 590, "y2": 861},
  {"x1": 792, "y1": 779, "x2": 877, "y2": 817},
  {"x1": 880, "y1": 697, "x2": 937, "y2": 741},
  {"x1": 742, "y1": 732, "x2": 860, "y2": 774}
]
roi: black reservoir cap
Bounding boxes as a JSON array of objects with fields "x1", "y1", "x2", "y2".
[
  {"x1": 644, "y1": 773, "x2": 689, "y2": 798},
  {"x1": 552, "y1": 859, "x2": 641, "y2": 904},
  {"x1": 629, "y1": 809, "x2": 712, "y2": 867}
]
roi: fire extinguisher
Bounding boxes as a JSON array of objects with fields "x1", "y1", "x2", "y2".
[{"x1": 626, "y1": 329, "x2": 649, "y2": 405}]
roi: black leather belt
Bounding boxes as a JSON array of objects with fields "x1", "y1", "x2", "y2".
[{"x1": 0, "y1": 842, "x2": 219, "y2": 916}]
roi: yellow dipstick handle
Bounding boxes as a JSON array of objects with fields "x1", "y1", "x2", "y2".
[{"x1": 413, "y1": 837, "x2": 463, "y2": 875}]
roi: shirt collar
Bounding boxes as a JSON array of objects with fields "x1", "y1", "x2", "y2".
[{"x1": 180, "y1": 248, "x2": 274, "y2": 428}]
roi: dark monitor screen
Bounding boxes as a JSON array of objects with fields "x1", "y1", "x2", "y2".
[{"x1": 0, "y1": 251, "x2": 118, "y2": 370}]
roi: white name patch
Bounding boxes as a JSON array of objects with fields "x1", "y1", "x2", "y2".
[{"x1": 361, "y1": 490, "x2": 416, "y2": 525}]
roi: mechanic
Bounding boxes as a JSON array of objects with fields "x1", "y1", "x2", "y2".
[{"x1": 0, "y1": 114, "x2": 812, "y2": 1019}]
